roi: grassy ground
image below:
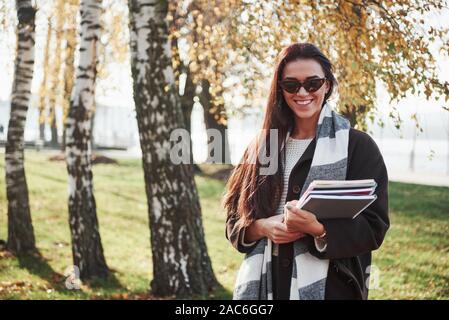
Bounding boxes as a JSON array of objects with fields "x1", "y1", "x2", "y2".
[{"x1": 0, "y1": 151, "x2": 448, "y2": 299}]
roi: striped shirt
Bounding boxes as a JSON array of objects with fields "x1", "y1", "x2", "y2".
[
  {"x1": 275, "y1": 137, "x2": 313, "y2": 215},
  {"x1": 272, "y1": 136, "x2": 313, "y2": 256}
]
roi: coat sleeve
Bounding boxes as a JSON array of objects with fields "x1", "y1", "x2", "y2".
[
  {"x1": 308, "y1": 131, "x2": 390, "y2": 260},
  {"x1": 225, "y1": 212, "x2": 260, "y2": 254}
]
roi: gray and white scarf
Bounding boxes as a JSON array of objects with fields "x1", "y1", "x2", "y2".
[{"x1": 233, "y1": 102, "x2": 350, "y2": 300}]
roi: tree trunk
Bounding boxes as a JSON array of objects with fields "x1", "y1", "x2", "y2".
[
  {"x1": 39, "y1": 122, "x2": 45, "y2": 141},
  {"x1": 60, "y1": 0, "x2": 79, "y2": 152},
  {"x1": 5, "y1": 0, "x2": 37, "y2": 254},
  {"x1": 128, "y1": 0, "x2": 218, "y2": 298},
  {"x1": 48, "y1": 0, "x2": 65, "y2": 149},
  {"x1": 199, "y1": 79, "x2": 231, "y2": 164},
  {"x1": 61, "y1": 125, "x2": 67, "y2": 152},
  {"x1": 50, "y1": 115, "x2": 58, "y2": 147},
  {"x1": 90, "y1": 110, "x2": 95, "y2": 151},
  {"x1": 171, "y1": 36, "x2": 199, "y2": 171},
  {"x1": 340, "y1": 104, "x2": 368, "y2": 129},
  {"x1": 409, "y1": 123, "x2": 417, "y2": 172},
  {"x1": 65, "y1": 0, "x2": 108, "y2": 280},
  {"x1": 38, "y1": 19, "x2": 51, "y2": 146},
  {"x1": 180, "y1": 70, "x2": 200, "y2": 172}
]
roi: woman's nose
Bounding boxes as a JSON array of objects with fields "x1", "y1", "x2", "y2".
[{"x1": 296, "y1": 86, "x2": 309, "y2": 96}]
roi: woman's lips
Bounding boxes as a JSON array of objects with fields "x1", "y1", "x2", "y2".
[{"x1": 293, "y1": 99, "x2": 313, "y2": 107}]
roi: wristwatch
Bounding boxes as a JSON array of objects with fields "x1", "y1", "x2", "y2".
[
  {"x1": 314, "y1": 230, "x2": 327, "y2": 244},
  {"x1": 314, "y1": 230, "x2": 328, "y2": 252},
  {"x1": 314, "y1": 230, "x2": 327, "y2": 240}
]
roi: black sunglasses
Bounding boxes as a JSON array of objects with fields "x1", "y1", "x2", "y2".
[{"x1": 278, "y1": 77, "x2": 327, "y2": 94}]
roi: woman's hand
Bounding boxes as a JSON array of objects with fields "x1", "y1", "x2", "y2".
[
  {"x1": 284, "y1": 200, "x2": 325, "y2": 237},
  {"x1": 261, "y1": 214, "x2": 306, "y2": 244}
]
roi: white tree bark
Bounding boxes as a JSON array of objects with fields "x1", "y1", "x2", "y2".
[
  {"x1": 5, "y1": 0, "x2": 37, "y2": 254},
  {"x1": 128, "y1": 0, "x2": 218, "y2": 297},
  {"x1": 65, "y1": 0, "x2": 109, "y2": 280}
]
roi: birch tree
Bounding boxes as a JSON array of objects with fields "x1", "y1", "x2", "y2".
[
  {"x1": 128, "y1": 0, "x2": 218, "y2": 297},
  {"x1": 38, "y1": 18, "x2": 51, "y2": 143},
  {"x1": 60, "y1": 0, "x2": 79, "y2": 150},
  {"x1": 47, "y1": 0, "x2": 65, "y2": 147},
  {"x1": 65, "y1": 0, "x2": 109, "y2": 280},
  {"x1": 5, "y1": 0, "x2": 37, "y2": 254}
]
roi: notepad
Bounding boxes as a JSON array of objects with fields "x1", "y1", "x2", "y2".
[{"x1": 295, "y1": 179, "x2": 377, "y2": 220}]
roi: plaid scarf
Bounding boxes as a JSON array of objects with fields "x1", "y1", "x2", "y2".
[{"x1": 233, "y1": 102, "x2": 350, "y2": 300}]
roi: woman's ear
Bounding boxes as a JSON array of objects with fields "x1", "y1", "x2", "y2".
[{"x1": 325, "y1": 80, "x2": 331, "y2": 94}]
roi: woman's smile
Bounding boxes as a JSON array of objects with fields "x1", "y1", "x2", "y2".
[{"x1": 293, "y1": 98, "x2": 314, "y2": 107}]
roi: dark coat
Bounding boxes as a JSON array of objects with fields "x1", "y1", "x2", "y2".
[{"x1": 225, "y1": 128, "x2": 390, "y2": 300}]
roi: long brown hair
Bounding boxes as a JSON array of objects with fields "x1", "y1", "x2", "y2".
[{"x1": 222, "y1": 43, "x2": 337, "y2": 228}]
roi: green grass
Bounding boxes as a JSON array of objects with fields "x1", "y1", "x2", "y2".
[{"x1": 0, "y1": 151, "x2": 448, "y2": 299}]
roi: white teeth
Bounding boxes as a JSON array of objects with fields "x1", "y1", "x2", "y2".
[{"x1": 294, "y1": 99, "x2": 313, "y2": 105}]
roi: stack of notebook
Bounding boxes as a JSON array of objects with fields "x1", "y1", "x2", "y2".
[{"x1": 295, "y1": 179, "x2": 377, "y2": 220}]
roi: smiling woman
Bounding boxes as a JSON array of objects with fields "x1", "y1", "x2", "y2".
[
  {"x1": 279, "y1": 54, "x2": 336, "y2": 140},
  {"x1": 222, "y1": 43, "x2": 389, "y2": 300}
]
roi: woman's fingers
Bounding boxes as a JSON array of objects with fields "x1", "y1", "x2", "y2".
[
  {"x1": 272, "y1": 213, "x2": 284, "y2": 222},
  {"x1": 272, "y1": 231, "x2": 305, "y2": 244},
  {"x1": 276, "y1": 220, "x2": 302, "y2": 233},
  {"x1": 285, "y1": 201, "x2": 315, "y2": 220},
  {"x1": 285, "y1": 202, "x2": 305, "y2": 216},
  {"x1": 289, "y1": 200, "x2": 299, "y2": 207},
  {"x1": 285, "y1": 209, "x2": 308, "y2": 224},
  {"x1": 271, "y1": 222, "x2": 306, "y2": 243},
  {"x1": 273, "y1": 221, "x2": 287, "y2": 232}
]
